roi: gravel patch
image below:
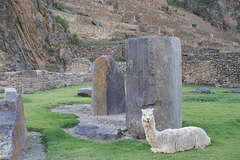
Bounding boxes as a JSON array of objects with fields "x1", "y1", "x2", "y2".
[
  {"x1": 18, "y1": 131, "x2": 46, "y2": 160},
  {"x1": 52, "y1": 104, "x2": 133, "y2": 141}
]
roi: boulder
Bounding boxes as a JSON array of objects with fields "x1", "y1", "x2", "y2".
[
  {"x1": 91, "y1": 55, "x2": 126, "y2": 115},
  {"x1": 194, "y1": 88, "x2": 211, "y2": 94},
  {"x1": 125, "y1": 36, "x2": 182, "y2": 139},
  {"x1": 78, "y1": 88, "x2": 92, "y2": 97},
  {"x1": 0, "y1": 94, "x2": 27, "y2": 160},
  {"x1": 4, "y1": 88, "x2": 17, "y2": 98},
  {"x1": 92, "y1": 19, "x2": 104, "y2": 27}
]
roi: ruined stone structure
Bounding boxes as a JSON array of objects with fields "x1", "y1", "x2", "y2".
[
  {"x1": 0, "y1": 70, "x2": 91, "y2": 94},
  {"x1": 91, "y1": 55, "x2": 126, "y2": 115},
  {"x1": 182, "y1": 51, "x2": 240, "y2": 88},
  {"x1": 65, "y1": 58, "x2": 92, "y2": 74},
  {"x1": 0, "y1": 94, "x2": 27, "y2": 160},
  {"x1": 125, "y1": 36, "x2": 182, "y2": 139},
  {"x1": 73, "y1": 44, "x2": 125, "y2": 61}
]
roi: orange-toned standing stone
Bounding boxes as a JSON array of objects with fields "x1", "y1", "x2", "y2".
[{"x1": 91, "y1": 55, "x2": 126, "y2": 115}]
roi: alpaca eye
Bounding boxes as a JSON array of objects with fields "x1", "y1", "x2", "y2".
[{"x1": 143, "y1": 114, "x2": 145, "y2": 116}]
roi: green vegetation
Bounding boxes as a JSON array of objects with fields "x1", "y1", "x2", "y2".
[
  {"x1": 115, "y1": 57, "x2": 126, "y2": 62},
  {"x1": 22, "y1": 83, "x2": 240, "y2": 159},
  {"x1": 54, "y1": 16, "x2": 69, "y2": 32},
  {"x1": 173, "y1": 10, "x2": 185, "y2": 16},
  {"x1": 68, "y1": 33, "x2": 125, "y2": 46},
  {"x1": 77, "y1": 12, "x2": 89, "y2": 17},
  {"x1": 52, "y1": 1, "x2": 89, "y2": 16},
  {"x1": 53, "y1": 2, "x2": 71, "y2": 11}
]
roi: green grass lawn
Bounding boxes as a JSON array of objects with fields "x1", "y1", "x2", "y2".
[{"x1": 22, "y1": 84, "x2": 240, "y2": 160}]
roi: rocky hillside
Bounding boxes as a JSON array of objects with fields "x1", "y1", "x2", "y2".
[
  {"x1": 0, "y1": 0, "x2": 76, "y2": 72},
  {"x1": 0, "y1": 0, "x2": 239, "y2": 72},
  {"x1": 169, "y1": 0, "x2": 240, "y2": 40},
  {"x1": 49, "y1": 0, "x2": 240, "y2": 55}
]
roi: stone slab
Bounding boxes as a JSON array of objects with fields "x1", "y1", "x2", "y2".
[
  {"x1": 91, "y1": 55, "x2": 126, "y2": 115},
  {"x1": 125, "y1": 36, "x2": 182, "y2": 139},
  {"x1": 0, "y1": 94, "x2": 27, "y2": 160},
  {"x1": 74, "y1": 123, "x2": 122, "y2": 140},
  {"x1": 228, "y1": 89, "x2": 240, "y2": 93},
  {"x1": 78, "y1": 88, "x2": 92, "y2": 96},
  {"x1": 4, "y1": 88, "x2": 17, "y2": 98}
]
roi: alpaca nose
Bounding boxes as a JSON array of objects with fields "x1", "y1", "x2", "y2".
[{"x1": 147, "y1": 118, "x2": 150, "y2": 122}]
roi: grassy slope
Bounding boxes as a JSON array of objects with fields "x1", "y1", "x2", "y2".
[{"x1": 22, "y1": 84, "x2": 240, "y2": 160}]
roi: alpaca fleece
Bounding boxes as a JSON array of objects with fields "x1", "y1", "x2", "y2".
[{"x1": 142, "y1": 109, "x2": 211, "y2": 153}]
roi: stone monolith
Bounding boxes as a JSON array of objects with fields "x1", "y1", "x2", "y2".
[
  {"x1": 91, "y1": 55, "x2": 126, "y2": 115},
  {"x1": 125, "y1": 36, "x2": 182, "y2": 139}
]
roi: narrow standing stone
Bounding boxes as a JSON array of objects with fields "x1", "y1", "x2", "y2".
[
  {"x1": 91, "y1": 55, "x2": 126, "y2": 115},
  {"x1": 125, "y1": 36, "x2": 182, "y2": 139}
]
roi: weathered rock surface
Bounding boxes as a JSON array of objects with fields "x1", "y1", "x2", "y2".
[
  {"x1": 75, "y1": 123, "x2": 122, "y2": 140},
  {"x1": 194, "y1": 88, "x2": 211, "y2": 94},
  {"x1": 0, "y1": 0, "x2": 75, "y2": 72},
  {"x1": 78, "y1": 88, "x2": 92, "y2": 96},
  {"x1": 125, "y1": 36, "x2": 182, "y2": 139},
  {"x1": 91, "y1": 55, "x2": 126, "y2": 115},
  {"x1": 4, "y1": 88, "x2": 17, "y2": 98},
  {"x1": 228, "y1": 89, "x2": 240, "y2": 93},
  {"x1": 0, "y1": 94, "x2": 27, "y2": 160},
  {"x1": 92, "y1": 19, "x2": 104, "y2": 27}
]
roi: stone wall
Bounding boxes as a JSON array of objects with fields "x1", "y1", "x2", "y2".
[
  {"x1": 182, "y1": 52, "x2": 240, "y2": 87},
  {"x1": 0, "y1": 70, "x2": 91, "y2": 93},
  {"x1": 74, "y1": 44, "x2": 125, "y2": 61}
]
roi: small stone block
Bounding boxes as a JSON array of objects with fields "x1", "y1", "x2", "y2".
[
  {"x1": 78, "y1": 88, "x2": 92, "y2": 96},
  {"x1": 4, "y1": 88, "x2": 17, "y2": 98}
]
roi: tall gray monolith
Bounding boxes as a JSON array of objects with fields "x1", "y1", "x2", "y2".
[
  {"x1": 0, "y1": 94, "x2": 27, "y2": 160},
  {"x1": 125, "y1": 36, "x2": 182, "y2": 139},
  {"x1": 91, "y1": 55, "x2": 126, "y2": 115}
]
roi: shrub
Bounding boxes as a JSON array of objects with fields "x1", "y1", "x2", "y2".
[{"x1": 54, "y1": 16, "x2": 69, "y2": 32}]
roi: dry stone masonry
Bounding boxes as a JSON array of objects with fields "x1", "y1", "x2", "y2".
[
  {"x1": 91, "y1": 55, "x2": 126, "y2": 115},
  {"x1": 0, "y1": 70, "x2": 91, "y2": 94},
  {"x1": 125, "y1": 36, "x2": 182, "y2": 139},
  {"x1": 0, "y1": 94, "x2": 27, "y2": 160}
]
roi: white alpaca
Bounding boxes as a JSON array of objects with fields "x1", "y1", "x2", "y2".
[{"x1": 142, "y1": 109, "x2": 211, "y2": 153}]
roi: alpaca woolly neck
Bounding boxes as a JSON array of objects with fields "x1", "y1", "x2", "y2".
[{"x1": 143, "y1": 119, "x2": 159, "y2": 148}]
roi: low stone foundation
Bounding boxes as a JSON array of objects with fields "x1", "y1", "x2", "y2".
[{"x1": 0, "y1": 70, "x2": 91, "y2": 93}]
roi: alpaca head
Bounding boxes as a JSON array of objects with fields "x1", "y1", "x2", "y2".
[{"x1": 142, "y1": 109, "x2": 154, "y2": 126}]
